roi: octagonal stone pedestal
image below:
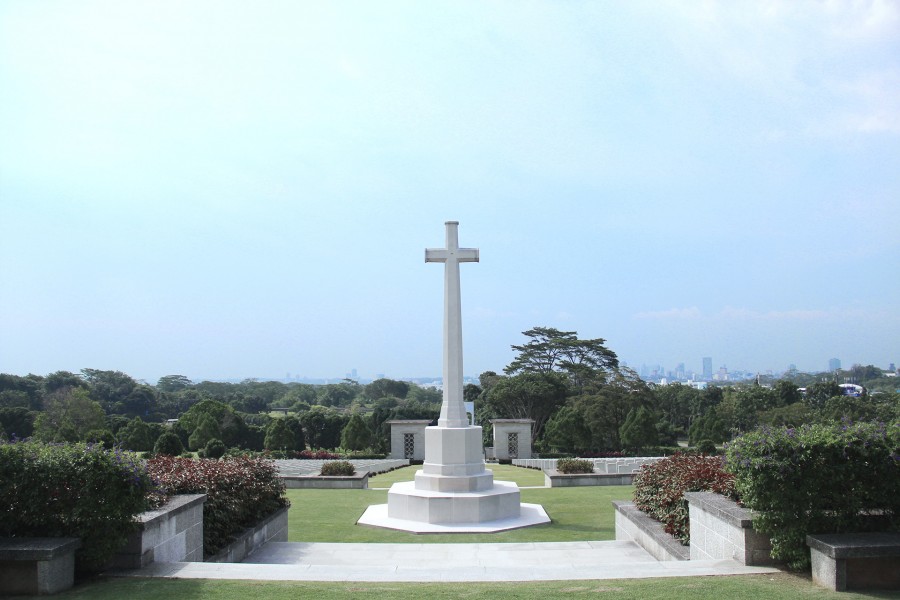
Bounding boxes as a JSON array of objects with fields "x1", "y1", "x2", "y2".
[{"x1": 358, "y1": 426, "x2": 550, "y2": 533}]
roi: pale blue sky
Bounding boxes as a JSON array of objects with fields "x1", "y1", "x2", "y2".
[{"x1": 1, "y1": 1, "x2": 898, "y2": 383}]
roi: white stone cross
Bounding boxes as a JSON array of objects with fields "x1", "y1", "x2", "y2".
[{"x1": 425, "y1": 221, "x2": 479, "y2": 428}]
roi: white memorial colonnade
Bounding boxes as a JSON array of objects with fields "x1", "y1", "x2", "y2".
[{"x1": 358, "y1": 222, "x2": 549, "y2": 532}]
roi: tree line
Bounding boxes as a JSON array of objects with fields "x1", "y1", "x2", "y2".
[{"x1": 1, "y1": 327, "x2": 897, "y2": 456}]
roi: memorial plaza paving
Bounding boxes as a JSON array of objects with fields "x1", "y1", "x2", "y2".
[{"x1": 120, "y1": 540, "x2": 779, "y2": 583}]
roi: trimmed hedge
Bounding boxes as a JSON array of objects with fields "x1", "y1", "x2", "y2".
[
  {"x1": 725, "y1": 421, "x2": 900, "y2": 570},
  {"x1": 147, "y1": 456, "x2": 289, "y2": 556},
  {"x1": 320, "y1": 460, "x2": 355, "y2": 476},
  {"x1": 556, "y1": 458, "x2": 594, "y2": 474},
  {"x1": 632, "y1": 452, "x2": 736, "y2": 544},
  {"x1": 0, "y1": 440, "x2": 153, "y2": 571}
]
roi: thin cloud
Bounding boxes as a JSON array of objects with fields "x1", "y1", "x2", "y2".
[{"x1": 634, "y1": 307, "x2": 702, "y2": 320}]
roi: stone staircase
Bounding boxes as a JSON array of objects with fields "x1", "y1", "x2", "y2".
[{"x1": 118, "y1": 540, "x2": 779, "y2": 582}]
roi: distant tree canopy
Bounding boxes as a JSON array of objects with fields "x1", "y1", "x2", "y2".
[
  {"x1": 0, "y1": 354, "x2": 894, "y2": 457},
  {"x1": 504, "y1": 327, "x2": 619, "y2": 390},
  {"x1": 33, "y1": 387, "x2": 106, "y2": 443}
]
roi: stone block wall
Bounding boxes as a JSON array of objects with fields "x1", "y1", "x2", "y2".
[
  {"x1": 613, "y1": 501, "x2": 689, "y2": 561},
  {"x1": 207, "y1": 505, "x2": 289, "y2": 563},
  {"x1": 684, "y1": 491, "x2": 775, "y2": 566},
  {"x1": 107, "y1": 494, "x2": 206, "y2": 569}
]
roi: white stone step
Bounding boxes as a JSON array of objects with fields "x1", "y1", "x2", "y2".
[{"x1": 114, "y1": 540, "x2": 780, "y2": 582}]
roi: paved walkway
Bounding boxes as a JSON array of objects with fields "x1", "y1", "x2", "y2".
[{"x1": 119, "y1": 541, "x2": 779, "y2": 582}]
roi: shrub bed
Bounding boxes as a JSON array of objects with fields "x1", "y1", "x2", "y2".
[
  {"x1": 319, "y1": 460, "x2": 355, "y2": 476},
  {"x1": 725, "y1": 421, "x2": 900, "y2": 570},
  {"x1": 0, "y1": 440, "x2": 153, "y2": 571},
  {"x1": 632, "y1": 452, "x2": 736, "y2": 544},
  {"x1": 147, "y1": 456, "x2": 289, "y2": 556},
  {"x1": 556, "y1": 458, "x2": 594, "y2": 474}
]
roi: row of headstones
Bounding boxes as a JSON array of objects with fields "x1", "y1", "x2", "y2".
[{"x1": 388, "y1": 419, "x2": 534, "y2": 461}]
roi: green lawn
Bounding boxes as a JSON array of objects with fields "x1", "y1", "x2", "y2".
[
  {"x1": 287, "y1": 465, "x2": 627, "y2": 543},
  {"x1": 369, "y1": 464, "x2": 547, "y2": 488},
  {"x1": 20, "y1": 572, "x2": 899, "y2": 600}
]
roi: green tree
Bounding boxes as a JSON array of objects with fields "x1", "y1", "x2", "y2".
[
  {"x1": 156, "y1": 375, "x2": 193, "y2": 393},
  {"x1": 317, "y1": 381, "x2": 360, "y2": 407},
  {"x1": 81, "y1": 369, "x2": 137, "y2": 413},
  {"x1": 688, "y1": 411, "x2": 728, "y2": 445},
  {"x1": 153, "y1": 430, "x2": 185, "y2": 456},
  {"x1": 773, "y1": 379, "x2": 802, "y2": 408},
  {"x1": 406, "y1": 385, "x2": 442, "y2": 405},
  {"x1": 118, "y1": 385, "x2": 157, "y2": 418},
  {"x1": 0, "y1": 374, "x2": 43, "y2": 410},
  {"x1": 543, "y1": 405, "x2": 591, "y2": 454},
  {"x1": 33, "y1": 387, "x2": 106, "y2": 442},
  {"x1": 264, "y1": 418, "x2": 295, "y2": 451},
  {"x1": 84, "y1": 428, "x2": 115, "y2": 449},
  {"x1": 805, "y1": 381, "x2": 842, "y2": 411},
  {"x1": 0, "y1": 407, "x2": 35, "y2": 439},
  {"x1": 188, "y1": 413, "x2": 221, "y2": 451},
  {"x1": 619, "y1": 406, "x2": 659, "y2": 449},
  {"x1": 504, "y1": 327, "x2": 619, "y2": 390},
  {"x1": 481, "y1": 372, "x2": 568, "y2": 442},
  {"x1": 43, "y1": 371, "x2": 87, "y2": 394},
  {"x1": 203, "y1": 438, "x2": 226, "y2": 459},
  {"x1": 283, "y1": 415, "x2": 305, "y2": 451},
  {"x1": 117, "y1": 416, "x2": 154, "y2": 451},
  {"x1": 340, "y1": 413, "x2": 373, "y2": 450},
  {"x1": 363, "y1": 378, "x2": 410, "y2": 401},
  {"x1": 299, "y1": 406, "x2": 348, "y2": 449},
  {"x1": 179, "y1": 399, "x2": 247, "y2": 447}
]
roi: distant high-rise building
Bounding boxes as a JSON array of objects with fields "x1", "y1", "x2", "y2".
[
  {"x1": 828, "y1": 358, "x2": 841, "y2": 372},
  {"x1": 702, "y1": 357, "x2": 713, "y2": 380}
]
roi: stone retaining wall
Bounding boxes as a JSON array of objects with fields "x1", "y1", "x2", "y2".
[
  {"x1": 275, "y1": 458, "x2": 408, "y2": 477},
  {"x1": 206, "y1": 505, "x2": 289, "y2": 563},
  {"x1": 613, "y1": 501, "x2": 688, "y2": 561},
  {"x1": 684, "y1": 491, "x2": 775, "y2": 566},
  {"x1": 283, "y1": 472, "x2": 369, "y2": 489},
  {"x1": 544, "y1": 470, "x2": 635, "y2": 487},
  {"x1": 107, "y1": 494, "x2": 206, "y2": 569}
]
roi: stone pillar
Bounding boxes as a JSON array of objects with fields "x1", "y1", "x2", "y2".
[
  {"x1": 491, "y1": 419, "x2": 534, "y2": 460},
  {"x1": 387, "y1": 420, "x2": 430, "y2": 461}
]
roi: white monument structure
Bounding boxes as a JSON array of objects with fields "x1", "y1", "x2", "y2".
[{"x1": 358, "y1": 221, "x2": 549, "y2": 532}]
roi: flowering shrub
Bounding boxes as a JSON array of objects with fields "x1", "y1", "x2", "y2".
[
  {"x1": 0, "y1": 440, "x2": 153, "y2": 571},
  {"x1": 556, "y1": 458, "x2": 594, "y2": 474},
  {"x1": 632, "y1": 452, "x2": 736, "y2": 544},
  {"x1": 299, "y1": 449, "x2": 343, "y2": 459},
  {"x1": 147, "y1": 456, "x2": 289, "y2": 556},
  {"x1": 725, "y1": 421, "x2": 900, "y2": 570},
  {"x1": 319, "y1": 460, "x2": 355, "y2": 476}
]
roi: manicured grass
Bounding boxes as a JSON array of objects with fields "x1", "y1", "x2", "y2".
[
  {"x1": 288, "y1": 465, "x2": 629, "y2": 543},
  {"x1": 368, "y1": 464, "x2": 547, "y2": 488},
  {"x1": 21, "y1": 572, "x2": 899, "y2": 600}
]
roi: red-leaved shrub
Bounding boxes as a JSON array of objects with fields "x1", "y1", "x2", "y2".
[
  {"x1": 147, "y1": 456, "x2": 289, "y2": 556},
  {"x1": 632, "y1": 452, "x2": 736, "y2": 544}
]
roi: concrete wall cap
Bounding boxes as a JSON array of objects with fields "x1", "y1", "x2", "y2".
[
  {"x1": 0, "y1": 537, "x2": 81, "y2": 561},
  {"x1": 806, "y1": 532, "x2": 900, "y2": 558}
]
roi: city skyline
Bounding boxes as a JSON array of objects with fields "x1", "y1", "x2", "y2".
[{"x1": 2, "y1": 2, "x2": 898, "y2": 384}]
